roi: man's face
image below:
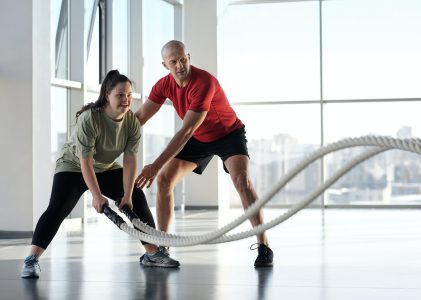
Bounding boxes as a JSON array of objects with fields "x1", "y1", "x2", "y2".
[{"x1": 162, "y1": 47, "x2": 191, "y2": 83}]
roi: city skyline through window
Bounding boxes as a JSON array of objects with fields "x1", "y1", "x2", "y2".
[{"x1": 218, "y1": 0, "x2": 421, "y2": 206}]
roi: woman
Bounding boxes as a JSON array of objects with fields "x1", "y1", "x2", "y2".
[{"x1": 21, "y1": 70, "x2": 179, "y2": 279}]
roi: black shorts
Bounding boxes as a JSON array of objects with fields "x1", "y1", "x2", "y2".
[{"x1": 175, "y1": 126, "x2": 249, "y2": 174}]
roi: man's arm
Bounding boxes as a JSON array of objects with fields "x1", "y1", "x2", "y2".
[
  {"x1": 135, "y1": 99, "x2": 162, "y2": 126},
  {"x1": 135, "y1": 109, "x2": 207, "y2": 189}
]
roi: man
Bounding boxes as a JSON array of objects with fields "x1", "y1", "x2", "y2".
[{"x1": 135, "y1": 40, "x2": 273, "y2": 267}]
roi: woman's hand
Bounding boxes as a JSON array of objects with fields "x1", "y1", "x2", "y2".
[
  {"x1": 118, "y1": 195, "x2": 133, "y2": 210},
  {"x1": 92, "y1": 194, "x2": 109, "y2": 213}
]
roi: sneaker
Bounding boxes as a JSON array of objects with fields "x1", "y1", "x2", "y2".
[
  {"x1": 21, "y1": 255, "x2": 41, "y2": 278},
  {"x1": 139, "y1": 246, "x2": 169, "y2": 263},
  {"x1": 251, "y1": 244, "x2": 274, "y2": 267},
  {"x1": 158, "y1": 246, "x2": 170, "y2": 256},
  {"x1": 141, "y1": 248, "x2": 180, "y2": 268}
]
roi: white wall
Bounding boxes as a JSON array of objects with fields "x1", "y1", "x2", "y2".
[
  {"x1": 0, "y1": 0, "x2": 51, "y2": 234},
  {"x1": 182, "y1": 0, "x2": 220, "y2": 208}
]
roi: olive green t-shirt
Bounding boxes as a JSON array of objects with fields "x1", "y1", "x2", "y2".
[{"x1": 55, "y1": 109, "x2": 141, "y2": 173}]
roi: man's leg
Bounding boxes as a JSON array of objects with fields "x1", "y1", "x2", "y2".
[
  {"x1": 156, "y1": 158, "x2": 197, "y2": 232},
  {"x1": 224, "y1": 154, "x2": 268, "y2": 245},
  {"x1": 224, "y1": 154, "x2": 273, "y2": 267}
]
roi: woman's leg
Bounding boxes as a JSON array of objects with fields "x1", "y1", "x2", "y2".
[
  {"x1": 30, "y1": 172, "x2": 88, "y2": 257},
  {"x1": 98, "y1": 169, "x2": 157, "y2": 249}
]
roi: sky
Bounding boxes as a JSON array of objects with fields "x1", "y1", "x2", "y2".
[{"x1": 217, "y1": 0, "x2": 421, "y2": 143}]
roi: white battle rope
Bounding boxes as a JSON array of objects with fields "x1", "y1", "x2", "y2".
[{"x1": 112, "y1": 136, "x2": 421, "y2": 246}]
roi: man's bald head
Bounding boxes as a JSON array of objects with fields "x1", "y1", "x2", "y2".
[{"x1": 161, "y1": 40, "x2": 187, "y2": 59}]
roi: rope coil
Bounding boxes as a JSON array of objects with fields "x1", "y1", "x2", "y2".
[{"x1": 104, "y1": 136, "x2": 421, "y2": 246}]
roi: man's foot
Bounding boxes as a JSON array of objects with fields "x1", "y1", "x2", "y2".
[
  {"x1": 158, "y1": 245, "x2": 170, "y2": 256},
  {"x1": 251, "y1": 244, "x2": 274, "y2": 267},
  {"x1": 140, "y1": 247, "x2": 179, "y2": 268},
  {"x1": 21, "y1": 255, "x2": 41, "y2": 278},
  {"x1": 139, "y1": 246, "x2": 170, "y2": 262}
]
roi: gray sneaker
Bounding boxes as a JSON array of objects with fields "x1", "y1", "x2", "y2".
[
  {"x1": 158, "y1": 246, "x2": 170, "y2": 256},
  {"x1": 139, "y1": 246, "x2": 170, "y2": 263},
  {"x1": 21, "y1": 255, "x2": 41, "y2": 278},
  {"x1": 141, "y1": 248, "x2": 180, "y2": 268}
]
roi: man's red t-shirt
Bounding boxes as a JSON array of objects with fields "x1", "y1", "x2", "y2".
[{"x1": 148, "y1": 65, "x2": 244, "y2": 142}]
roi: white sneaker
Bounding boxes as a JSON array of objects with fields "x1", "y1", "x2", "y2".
[{"x1": 21, "y1": 255, "x2": 41, "y2": 278}]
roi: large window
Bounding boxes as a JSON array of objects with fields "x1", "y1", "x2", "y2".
[
  {"x1": 142, "y1": 0, "x2": 176, "y2": 204},
  {"x1": 219, "y1": 1, "x2": 322, "y2": 207},
  {"x1": 50, "y1": 87, "x2": 68, "y2": 163},
  {"x1": 323, "y1": 0, "x2": 421, "y2": 100},
  {"x1": 112, "y1": 0, "x2": 129, "y2": 74},
  {"x1": 233, "y1": 104, "x2": 322, "y2": 207},
  {"x1": 51, "y1": 0, "x2": 69, "y2": 79},
  {"x1": 324, "y1": 101, "x2": 421, "y2": 205},
  {"x1": 218, "y1": 0, "x2": 421, "y2": 207},
  {"x1": 86, "y1": 0, "x2": 100, "y2": 86},
  {"x1": 142, "y1": 0, "x2": 175, "y2": 93},
  {"x1": 218, "y1": 1, "x2": 320, "y2": 102}
]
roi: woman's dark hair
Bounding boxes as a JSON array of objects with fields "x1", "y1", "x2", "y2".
[{"x1": 76, "y1": 70, "x2": 132, "y2": 120}]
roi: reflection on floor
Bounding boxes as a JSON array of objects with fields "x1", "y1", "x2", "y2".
[{"x1": 1, "y1": 208, "x2": 421, "y2": 300}]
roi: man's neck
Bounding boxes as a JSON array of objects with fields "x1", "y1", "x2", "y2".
[{"x1": 175, "y1": 68, "x2": 192, "y2": 88}]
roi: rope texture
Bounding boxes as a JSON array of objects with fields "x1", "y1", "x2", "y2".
[{"x1": 108, "y1": 136, "x2": 421, "y2": 246}]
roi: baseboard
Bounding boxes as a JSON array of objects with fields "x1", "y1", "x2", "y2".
[
  {"x1": 183, "y1": 205, "x2": 218, "y2": 210},
  {"x1": 0, "y1": 231, "x2": 33, "y2": 239}
]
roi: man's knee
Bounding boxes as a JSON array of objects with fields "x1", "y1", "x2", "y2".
[
  {"x1": 156, "y1": 171, "x2": 176, "y2": 191},
  {"x1": 232, "y1": 173, "x2": 253, "y2": 193}
]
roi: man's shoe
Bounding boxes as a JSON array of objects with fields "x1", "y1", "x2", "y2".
[
  {"x1": 139, "y1": 246, "x2": 170, "y2": 262},
  {"x1": 21, "y1": 255, "x2": 41, "y2": 278},
  {"x1": 252, "y1": 244, "x2": 274, "y2": 267},
  {"x1": 140, "y1": 247, "x2": 180, "y2": 268},
  {"x1": 158, "y1": 245, "x2": 170, "y2": 256}
]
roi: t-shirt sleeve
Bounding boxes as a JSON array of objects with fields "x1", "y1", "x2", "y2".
[
  {"x1": 76, "y1": 111, "x2": 97, "y2": 158},
  {"x1": 188, "y1": 78, "x2": 215, "y2": 112},
  {"x1": 148, "y1": 77, "x2": 168, "y2": 105},
  {"x1": 124, "y1": 115, "x2": 141, "y2": 155}
]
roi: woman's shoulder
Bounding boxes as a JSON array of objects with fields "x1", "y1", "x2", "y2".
[
  {"x1": 77, "y1": 109, "x2": 93, "y2": 122},
  {"x1": 80, "y1": 107, "x2": 103, "y2": 118},
  {"x1": 124, "y1": 110, "x2": 140, "y2": 126},
  {"x1": 76, "y1": 108, "x2": 102, "y2": 129}
]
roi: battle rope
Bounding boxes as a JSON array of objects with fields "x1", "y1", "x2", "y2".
[{"x1": 103, "y1": 136, "x2": 421, "y2": 246}]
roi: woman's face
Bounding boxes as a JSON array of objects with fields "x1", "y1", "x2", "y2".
[{"x1": 105, "y1": 81, "x2": 132, "y2": 120}]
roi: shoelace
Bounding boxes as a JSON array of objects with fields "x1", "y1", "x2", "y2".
[
  {"x1": 158, "y1": 246, "x2": 170, "y2": 256},
  {"x1": 249, "y1": 243, "x2": 260, "y2": 251},
  {"x1": 25, "y1": 256, "x2": 41, "y2": 272}
]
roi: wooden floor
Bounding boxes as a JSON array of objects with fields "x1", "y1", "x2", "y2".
[{"x1": 1, "y1": 207, "x2": 421, "y2": 300}]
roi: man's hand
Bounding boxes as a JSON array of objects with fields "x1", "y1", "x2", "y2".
[{"x1": 135, "y1": 163, "x2": 160, "y2": 189}]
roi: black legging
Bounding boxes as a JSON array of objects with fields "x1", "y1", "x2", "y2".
[{"x1": 32, "y1": 168, "x2": 156, "y2": 249}]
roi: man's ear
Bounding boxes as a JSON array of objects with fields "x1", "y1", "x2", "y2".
[
  {"x1": 162, "y1": 61, "x2": 168, "y2": 69},
  {"x1": 187, "y1": 53, "x2": 191, "y2": 61}
]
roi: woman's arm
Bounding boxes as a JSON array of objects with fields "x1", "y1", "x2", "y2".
[
  {"x1": 80, "y1": 156, "x2": 109, "y2": 213},
  {"x1": 119, "y1": 153, "x2": 138, "y2": 209}
]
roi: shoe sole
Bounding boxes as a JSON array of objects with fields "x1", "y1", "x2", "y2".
[
  {"x1": 254, "y1": 262, "x2": 273, "y2": 268},
  {"x1": 141, "y1": 261, "x2": 180, "y2": 268},
  {"x1": 21, "y1": 274, "x2": 39, "y2": 279}
]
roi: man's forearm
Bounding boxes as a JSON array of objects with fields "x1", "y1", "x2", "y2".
[{"x1": 153, "y1": 129, "x2": 193, "y2": 169}]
